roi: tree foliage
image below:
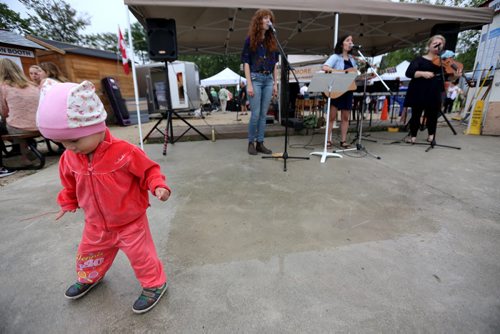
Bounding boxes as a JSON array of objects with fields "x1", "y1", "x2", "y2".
[
  {"x1": 381, "y1": 0, "x2": 484, "y2": 71},
  {"x1": 19, "y1": 0, "x2": 90, "y2": 44},
  {"x1": 0, "y1": 3, "x2": 33, "y2": 35}
]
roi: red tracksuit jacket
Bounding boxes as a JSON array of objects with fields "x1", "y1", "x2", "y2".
[{"x1": 57, "y1": 129, "x2": 170, "y2": 229}]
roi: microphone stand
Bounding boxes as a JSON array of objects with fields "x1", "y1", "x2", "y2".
[
  {"x1": 334, "y1": 47, "x2": 384, "y2": 159},
  {"x1": 261, "y1": 25, "x2": 309, "y2": 172}
]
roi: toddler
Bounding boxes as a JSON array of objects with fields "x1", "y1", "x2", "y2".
[{"x1": 37, "y1": 79, "x2": 171, "y2": 314}]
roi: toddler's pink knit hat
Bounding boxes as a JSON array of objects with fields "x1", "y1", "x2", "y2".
[{"x1": 36, "y1": 79, "x2": 107, "y2": 140}]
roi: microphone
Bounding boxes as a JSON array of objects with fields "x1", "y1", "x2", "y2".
[
  {"x1": 350, "y1": 43, "x2": 362, "y2": 49},
  {"x1": 268, "y1": 22, "x2": 276, "y2": 33}
]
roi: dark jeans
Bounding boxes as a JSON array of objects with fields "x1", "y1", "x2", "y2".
[{"x1": 443, "y1": 97, "x2": 454, "y2": 114}]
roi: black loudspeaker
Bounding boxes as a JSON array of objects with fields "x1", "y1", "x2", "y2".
[
  {"x1": 430, "y1": 23, "x2": 460, "y2": 52},
  {"x1": 101, "y1": 77, "x2": 130, "y2": 126},
  {"x1": 146, "y1": 18, "x2": 178, "y2": 61}
]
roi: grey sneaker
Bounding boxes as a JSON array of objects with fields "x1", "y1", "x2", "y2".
[{"x1": 132, "y1": 282, "x2": 168, "y2": 314}]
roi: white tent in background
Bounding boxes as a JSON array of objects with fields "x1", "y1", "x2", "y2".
[
  {"x1": 372, "y1": 61, "x2": 411, "y2": 82},
  {"x1": 200, "y1": 67, "x2": 246, "y2": 87}
]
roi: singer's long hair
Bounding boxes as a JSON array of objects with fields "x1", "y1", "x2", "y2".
[
  {"x1": 248, "y1": 9, "x2": 277, "y2": 52},
  {"x1": 334, "y1": 35, "x2": 354, "y2": 55}
]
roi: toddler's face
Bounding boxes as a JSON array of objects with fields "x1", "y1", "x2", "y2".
[{"x1": 59, "y1": 132, "x2": 105, "y2": 155}]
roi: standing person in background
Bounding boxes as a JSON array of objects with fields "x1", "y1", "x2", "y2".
[
  {"x1": 241, "y1": 8, "x2": 279, "y2": 155},
  {"x1": 210, "y1": 87, "x2": 219, "y2": 111},
  {"x1": 239, "y1": 81, "x2": 248, "y2": 115},
  {"x1": 322, "y1": 35, "x2": 358, "y2": 149},
  {"x1": 443, "y1": 80, "x2": 459, "y2": 114},
  {"x1": 218, "y1": 86, "x2": 230, "y2": 113},
  {"x1": 29, "y1": 65, "x2": 42, "y2": 86},
  {"x1": 39, "y1": 62, "x2": 68, "y2": 84},
  {"x1": 0, "y1": 58, "x2": 40, "y2": 166},
  {"x1": 404, "y1": 35, "x2": 453, "y2": 144}
]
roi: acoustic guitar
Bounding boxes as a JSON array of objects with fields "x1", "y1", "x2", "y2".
[{"x1": 323, "y1": 70, "x2": 374, "y2": 99}]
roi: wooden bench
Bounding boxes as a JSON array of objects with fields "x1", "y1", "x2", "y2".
[{"x1": 1, "y1": 131, "x2": 46, "y2": 170}]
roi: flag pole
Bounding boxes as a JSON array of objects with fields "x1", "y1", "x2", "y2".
[{"x1": 125, "y1": 6, "x2": 144, "y2": 150}]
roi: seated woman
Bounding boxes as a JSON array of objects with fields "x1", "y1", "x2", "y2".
[
  {"x1": 29, "y1": 65, "x2": 42, "y2": 86},
  {"x1": 0, "y1": 58, "x2": 40, "y2": 165},
  {"x1": 39, "y1": 62, "x2": 69, "y2": 83}
]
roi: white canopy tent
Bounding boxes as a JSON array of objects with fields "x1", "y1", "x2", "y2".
[
  {"x1": 200, "y1": 67, "x2": 246, "y2": 87},
  {"x1": 123, "y1": 0, "x2": 493, "y2": 145},
  {"x1": 125, "y1": 0, "x2": 493, "y2": 56}
]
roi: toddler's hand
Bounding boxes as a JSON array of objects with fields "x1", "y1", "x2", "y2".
[
  {"x1": 155, "y1": 187, "x2": 171, "y2": 201},
  {"x1": 55, "y1": 209, "x2": 76, "y2": 220}
]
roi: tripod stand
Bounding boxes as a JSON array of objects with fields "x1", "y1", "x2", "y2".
[
  {"x1": 261, "y1": 26, "x2": 309, "y2": 172},
  {"x1": 334, "y1": 48, "x2": 387, "y2": 160}
]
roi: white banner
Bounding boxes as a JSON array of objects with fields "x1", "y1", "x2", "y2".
[{"x1": 0, "y1": 46, "x2": 34, "y2": 58}]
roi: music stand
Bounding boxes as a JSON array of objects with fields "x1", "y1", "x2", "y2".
[{"x1": 308, "y1": 72, "x2": 357, "y2": 163}]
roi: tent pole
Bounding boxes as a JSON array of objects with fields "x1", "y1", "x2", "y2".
[
  {"x1": 126, "y1": 5, "x2": 144, "y2": 150},
  {"x1": 334, "y1": 12, "x2": 339, "y2": 46}
]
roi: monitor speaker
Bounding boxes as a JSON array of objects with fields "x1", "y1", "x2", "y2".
[
  {"x1": 430, "y1": 23, "x2": 460, "y2": 52},
  {"x1": 146, "y1": 18, "x2": 178, "y2": 61}
]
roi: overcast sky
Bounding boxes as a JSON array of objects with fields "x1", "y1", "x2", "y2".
[{"x1": 5, "y1": 0, "x2": 138, "y2": 34}]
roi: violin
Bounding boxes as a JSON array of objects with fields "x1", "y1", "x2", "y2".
[
  {"x1": 432, "y1": 56, "x2": 463, "y2": 76},
  {"x1": 432, "y1": 55, "x2": 474, "y2": 87}
]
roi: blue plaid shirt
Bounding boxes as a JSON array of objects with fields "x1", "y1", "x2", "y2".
[{"x1": 241, "y1": 37, "x2": 279, "y2": 73}]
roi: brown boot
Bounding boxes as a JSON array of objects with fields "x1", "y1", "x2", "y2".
[
  {"x1": 248, "y1": 142, "x2": 257, "y2": 155},
  {"x1": 256, "y1": 142, "x2": 272, "y2": 154}
]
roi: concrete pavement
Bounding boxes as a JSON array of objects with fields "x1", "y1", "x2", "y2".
[{"x1": 1, "y1": 124, "x2": 500, "y2": 333}]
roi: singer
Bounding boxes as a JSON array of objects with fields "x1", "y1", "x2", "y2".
[
  {"x1": 404, "y1": 34, "x2": 446, "y2": 144},
  {"x1": 322, "y1": 35, "x2": 358, "y2": 149},
  {"x1": 241, "y1": 9, "x2": 279, "y2": 155}
]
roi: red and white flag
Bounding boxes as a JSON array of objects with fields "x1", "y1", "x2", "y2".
[{"x1": 118, "y1": 27, "x2": 130, "y2": 75}]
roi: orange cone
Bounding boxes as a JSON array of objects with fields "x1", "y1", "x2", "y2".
[{"x1": 380, "y1": 98, "x2": 388, "y2": 121}]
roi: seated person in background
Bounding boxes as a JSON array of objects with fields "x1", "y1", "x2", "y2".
[
  {"x1": 0, "y1": 58, "x2": 40, "y2": 165},
  {"x1": 29, "y1": 65, "x2": 42, "y2": 86},
  {"x1": 39, "y1": 62, "x2": 69, "y2": 83},
  {"x1": 0, "y1": 118, "x2": 16, "y2": 177}
]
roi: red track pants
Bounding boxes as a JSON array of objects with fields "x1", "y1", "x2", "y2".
[{"x1": 75, "y1": 214, "x2": 166, "y2": 288}]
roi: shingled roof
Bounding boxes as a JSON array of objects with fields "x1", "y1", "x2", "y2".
[
  {"x1": 28, "y1": 35, "x2": 119, "y2": 61},
  {"x1": 0, "y1": 30, "x2": 46, "y2": 49}
]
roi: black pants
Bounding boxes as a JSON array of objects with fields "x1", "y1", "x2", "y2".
[
  {"x1": 443, "y1": 97, "x2": 454, "y2": 114},
  {"x1": 409, "y1": 105, "x2": 439, "y2": 137}
]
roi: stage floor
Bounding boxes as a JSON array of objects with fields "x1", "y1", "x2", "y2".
[{"x1": 1, "y1": 124, "x2": 499, "y2": 333}]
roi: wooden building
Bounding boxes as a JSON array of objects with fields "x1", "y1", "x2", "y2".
[
  {"x1": 25, "y1": 36, "x2": 134, "y2": 119},
  {"x1": 1, "y1": 30, "x2": 135, "y2": 121},
  {"x1": 0, "y1": 30, "x2": 46, "y2": 74}
]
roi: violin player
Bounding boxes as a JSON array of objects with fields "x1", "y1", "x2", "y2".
[{"x1": 404, "y1": 34, "x2": 461, "y2": 144}]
